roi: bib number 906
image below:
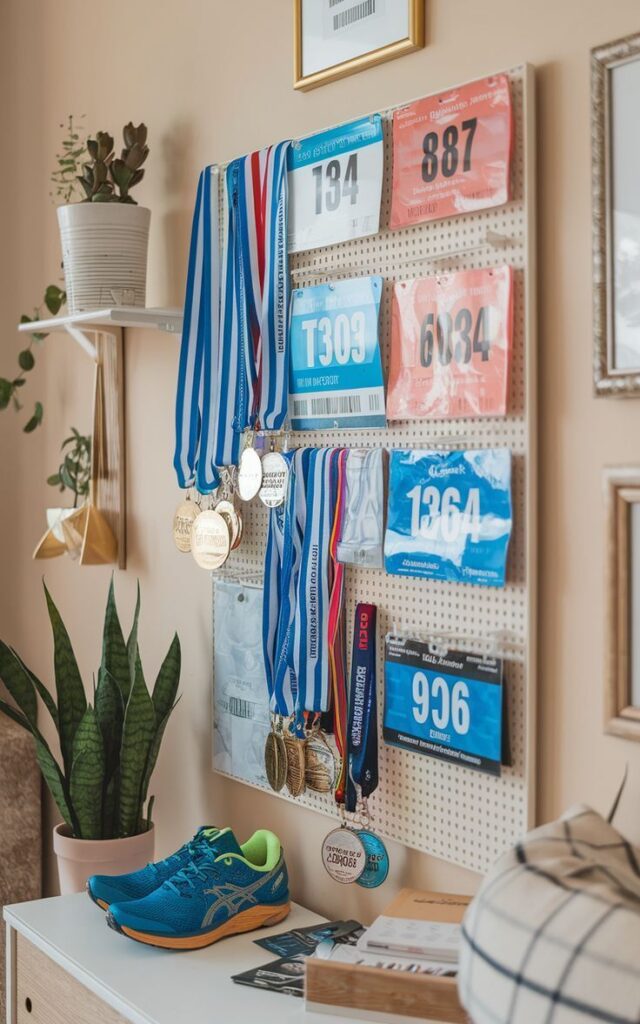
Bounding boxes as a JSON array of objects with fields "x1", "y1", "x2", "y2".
[{"x1": 412, "y1": 672, "x2": 470, "y2": 734}]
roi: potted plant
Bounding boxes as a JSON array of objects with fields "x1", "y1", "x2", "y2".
[
  {"x1": 32, "y1": 427, "x2": 92, "y2": 560},
  {"x1": 0, "y1": 580, "x2": 180, "y2": 894},
  {"x1": 57, "y1": 122, "x2": 150, "y2": 313}
]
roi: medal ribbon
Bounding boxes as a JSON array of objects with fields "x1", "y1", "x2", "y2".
[
  {"x1": 328, "y1": 448, "x2": 349, "y2": 803},
  {"x1": 174, "y1": 166, "x2": 220, "y2": 491},
  {"x1": 174, "y1": 143, "x2": 289, "y2": 491},
  {"x1": 346, "y1": 603, "x2": 378, "y2": 814}
]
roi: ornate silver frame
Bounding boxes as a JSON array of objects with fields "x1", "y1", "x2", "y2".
[{"x1": 592, "y1": 32, "x2": 640, "y2": 395}]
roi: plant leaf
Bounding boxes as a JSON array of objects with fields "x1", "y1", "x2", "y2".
[
  {"x1": 43, "y1": 582, "x2": 87, "y2": 778},
  {"x1": 0, "y1": 378, "x2": 13, "y2": 410},
  {"x1": 152, "y1": 634, "x2": 180, "y2": 722},
  {"x1": 117, "y1": 658, "x2": 156, "y2": 837},
  {"x1": 101, "y1": 577, "x2": 131, "y2": 701},
  {"x1": 95, "y1": 666, "x2": 123, "y2": 785},
  {"x1": 0, "y1": 696, "x2": 31, "y2": 731},
  {"x1": 139, "y1": 698, "x2": 179, "y2": 815},
  {"x1": 35, "y1": 736, "x2": 77, "y2": 833},
  {"x1": 11, "y1": 646, "x2": 58, "y2": 729},
  {"x1": 70, "y1": 707, "x2": 104, "y2": 840},
  {"x1": 126, "y1": 581, "x2": 141, "y2": 686},
  {"x1": 18, "y1": 349, "x2": 35, "y2": 371},
  {"x1": 0, "y1": 640, "x2": 38, "y2": 726}
]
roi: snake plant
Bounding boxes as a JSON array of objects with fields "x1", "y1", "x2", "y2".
[{"x1": 0, "y1": 580, "x2": 180, "y2": 840}]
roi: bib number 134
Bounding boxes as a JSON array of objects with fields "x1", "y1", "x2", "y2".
[{"x1": 313, "y1": 154, "x2": 358, "y2": 215}]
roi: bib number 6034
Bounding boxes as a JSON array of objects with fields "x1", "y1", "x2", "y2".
[{"x1": 412, "y1": 672, "x2": 470, "y2": 735}]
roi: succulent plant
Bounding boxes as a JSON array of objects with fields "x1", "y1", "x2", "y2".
[
  {"x1": 0, "y1": 580, "x2": 180, "y2": 840},
  {"x1": 77, "y1": 123, "x2": 148, "y2": 205}
]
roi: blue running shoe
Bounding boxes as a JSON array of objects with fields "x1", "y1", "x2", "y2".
[
  {"x1": 87, "y1": 826, "x2": 221, "y2": 910},
  {"x1": 106, "y1": 828, "x2": 290, "y2": 949}
]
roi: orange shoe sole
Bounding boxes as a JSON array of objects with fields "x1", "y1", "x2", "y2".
[{"x1": 120, "y1": 901, "x2": 291, "y2": 950}]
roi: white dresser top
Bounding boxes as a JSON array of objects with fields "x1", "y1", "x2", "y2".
[{"x1": 4, "y1": 893, "x2": 375, "y2": 1024}]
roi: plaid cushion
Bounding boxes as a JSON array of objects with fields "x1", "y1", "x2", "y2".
[{"x1": 458, "y1": 805, "x2": 640, "y2": 1023}]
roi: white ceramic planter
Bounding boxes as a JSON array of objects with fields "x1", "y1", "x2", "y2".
[
  {"x1": 57, "y1": 203, "x2": 150, "y2": 313},
  {"x1": 53, "y1": 823, "x2": 155, "y2": 895}
]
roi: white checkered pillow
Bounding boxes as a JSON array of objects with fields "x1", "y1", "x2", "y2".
[{"x1": 458, "y1": 804, "x2": 640, "y2": 1023}]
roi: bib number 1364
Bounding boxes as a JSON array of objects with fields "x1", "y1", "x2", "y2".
[{"x1": 408, "y1": 484, "x2": 481, "y2": 543}]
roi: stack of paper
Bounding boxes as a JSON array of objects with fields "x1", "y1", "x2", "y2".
[{"x1": 356, "y1": 889, "x2": 470, "y2": 965}]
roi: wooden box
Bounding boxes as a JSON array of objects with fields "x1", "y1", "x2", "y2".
[{"x1": 305, "y1": 889, "x2": 470, "y2": 1022}]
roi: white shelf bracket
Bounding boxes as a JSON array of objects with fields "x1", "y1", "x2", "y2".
[{"x1": 64, "y1": 323, "x2": 97, "y2": 359}]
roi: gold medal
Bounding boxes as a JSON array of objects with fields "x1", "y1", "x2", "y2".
[
  {"x1": 264, "y1": 728, "x2": 287, "y2": 792},
  {"x1": 190, "y1": 510, "x2": 230, "y2": 570},
  {"x1": 305, "y1": 731, "x2": 336, "y2": 793},
  {"x1": 215, "y1": 499, "x2": 241, "y2": 549},
  {"x1": 237, "y1": 446, "x2": 263, "y2": 502},
  {"x1": 173, "y1": 500, "x2": 199, "y2": 553},
  {"x1": 284, "y1": 733, "x2": 306, "y2": 797},
  {"x1": 231, "y1": 511, "x2": 243, "y2": 550}
]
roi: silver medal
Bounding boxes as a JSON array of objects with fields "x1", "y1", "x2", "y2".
[
  {"x1": 237, "y1": 447, "x2": 263, "y2": 502},
  {"x1": 320, "y1": 827, "x2": 366, "y2": 884},
  {"x1": 258, "y1": 451, "x2": 289, "y2": 508}
]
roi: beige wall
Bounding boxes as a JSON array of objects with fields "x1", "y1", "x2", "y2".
[{"x1": 2, "y1": 0, "x2": 640, "y2": 915}]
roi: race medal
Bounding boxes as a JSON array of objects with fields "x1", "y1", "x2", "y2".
[
  {"x1": 215, "y1": 499, "x2": 241, "y2": 549},
  {"x1": 321, "y1": 827, "x2": 366, "y2": 884},
  {"x1": 305, "y1": 732, "x2": 336, "y2": 793},
  {"x1": 259, "y1": 452, "x2": 289, "y2": 508},
  {"x1": 264, "y1": 730, "x2": 288, "y2": 792},
  {"x1": 172, "y1": 500, "x2": 199, "y2": 553},
  {"x1": 190, "y1": 510, "x2": 230, "y2": 570},
  {"x1": 283, "y1": 734, "x2": 306, "y2": 797},
  {"x1": 356, "y1": 830, "x2": 390, "y2": 889},
  {"x1": 231, "y1": 511, "x2": 243, "y2": 550},
  {"x1": 237, "y1": 446, "x2": 263, "y2": 502}
]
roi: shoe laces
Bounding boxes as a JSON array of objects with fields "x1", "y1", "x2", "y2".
[
  {"x1": 164, "y1": 853, "x2": 218, "y2": 895},
  {"x1": 152, "y1": 834, "x2": 206, "y2": 877}
]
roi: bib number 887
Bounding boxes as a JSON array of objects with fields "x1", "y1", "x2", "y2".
[{"x1": 412, "y1": 672, "x2": 470, "y2": 735}]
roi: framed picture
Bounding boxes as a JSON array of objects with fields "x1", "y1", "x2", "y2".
[
  {"x1": 294, "y1": 0, "x2": 424, "y2": 92},
  {"x1": 593, "y1": 33, "x2": 640, "y2": 394},
  {"x1": 604, "y1": 467, "x2": 640, "y2": 741}
]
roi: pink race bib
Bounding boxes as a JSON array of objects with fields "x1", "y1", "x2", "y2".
[
  {"x1": 387, "y1": 266, "x2": 513, "y2": 421},
  {"x1": 390, "y1": 75, "x2": 513, "y2": 228}
]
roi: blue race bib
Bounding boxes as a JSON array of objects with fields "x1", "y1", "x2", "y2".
[
  {"x1": 383, "y1": 636, "x2": 504, "y2": 775},
  {"x1": 289, "y1": 277, "x2": 386, "y2": 430},
  {"x1": 384, "y1": 448, "x2": 512, "y2": 587}
]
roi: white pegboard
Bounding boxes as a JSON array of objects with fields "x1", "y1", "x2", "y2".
[{"x1": 212, "y1": 65, "x2": 537, "y2": 875}]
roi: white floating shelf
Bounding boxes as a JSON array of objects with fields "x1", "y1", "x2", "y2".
[{"x1": 17, "y1": 305, "x2": 183, "y2": 335}]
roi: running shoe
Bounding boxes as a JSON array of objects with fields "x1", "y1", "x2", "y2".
[
  {"x1": 87, "y1": 826, "x2": 221, "y2": 910},
  {"x1": 106, "y1": 827, "x2": 290, "y2": 949}
]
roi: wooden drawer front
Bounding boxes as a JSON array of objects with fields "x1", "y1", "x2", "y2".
[{"x1": 15, "y1": 935, "x2": 127, "y2": 1024}]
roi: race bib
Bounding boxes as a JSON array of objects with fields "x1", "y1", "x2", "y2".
[
  {"x1": 384, "y1": 635, "x2": 504, "y2": 776},
  {"x1": 289, "y1": 276, "x2": 386, "y2": 430},
  {"x1": 384, "y1": 448, "x2": 512, "y2": 587},
  {"x1": 288, "y1": 116, "x2": 384, "y2": 253},
  {"x1": 388, "y1": 266, "x2": 513, "y2": 420},
  {"x1": 390, "y1": 75, "x2": 513, "y2": 228}
]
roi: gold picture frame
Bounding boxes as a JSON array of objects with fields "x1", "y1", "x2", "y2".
[
  {"x1": 592, "y1": 32, "x2": 640, "y2": 395},
  {"x1": 294, "y1": 0, "x2": 425, "y2": 92},
  {"x1": 604, "y1": 466, "x2": 640, "y2": 741}
]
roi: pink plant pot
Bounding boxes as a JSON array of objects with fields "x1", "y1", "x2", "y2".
[{"x1": 53, "y1": 823, "x2": 155, "y2": 895}]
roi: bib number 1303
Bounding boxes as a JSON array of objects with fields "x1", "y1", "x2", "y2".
[{"x1": 313, "y1": 154, "x2": 358, "y2": 215}]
